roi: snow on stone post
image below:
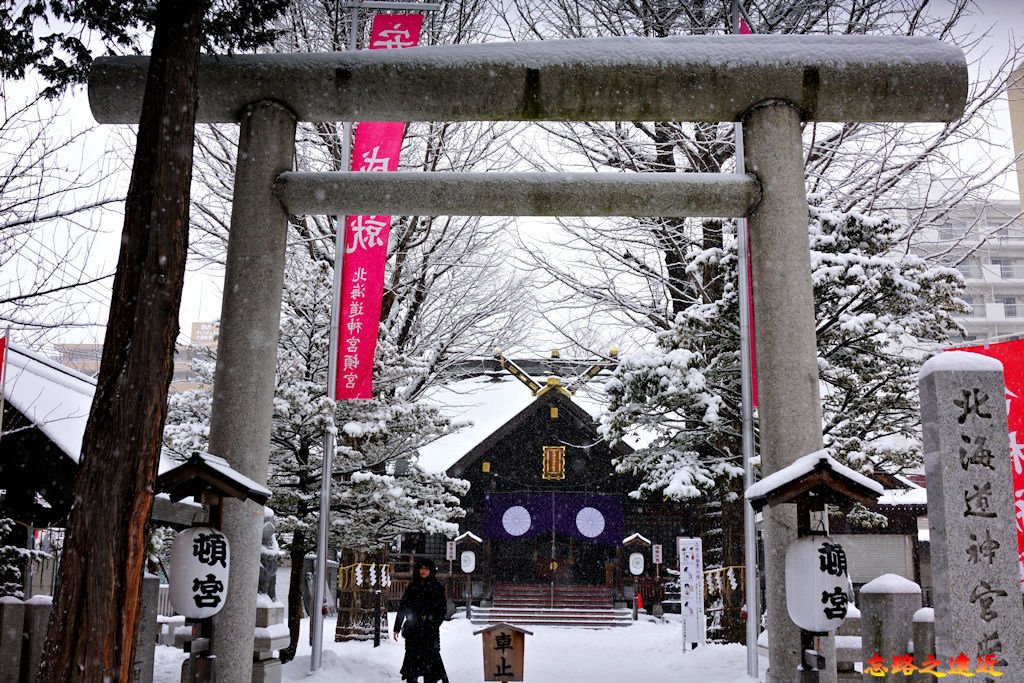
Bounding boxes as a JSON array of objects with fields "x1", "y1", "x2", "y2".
[
  {"x1": 858, "y1": 574, "x2": 921, "y2": 682},
  {"x1": 919, "y1": 352, "x2": 1024, "y2": 677}
]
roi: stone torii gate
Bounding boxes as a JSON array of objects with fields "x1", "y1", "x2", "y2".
[{"x1": 89, "y1": 35, "x2": 966, "y2": 682}]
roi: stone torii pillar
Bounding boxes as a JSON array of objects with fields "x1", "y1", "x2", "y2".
[{"x1": 88, "y1": 35, "x2": 966, "y2": 682}]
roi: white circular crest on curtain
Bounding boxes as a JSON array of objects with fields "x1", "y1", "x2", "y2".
[
  {"x1": 575, "y1": 506, "x2": 606, "y2": 538},
  {"x1": 502, "y1": 505, "x2": 532, "y2": 536}
]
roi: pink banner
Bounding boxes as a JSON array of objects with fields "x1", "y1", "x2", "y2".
[
  {"x1": 952, "y1": 338, "x2": 1024, "y2": 586},
  {"x1": 335, "y1": 14, "x2": 424, "y2": 399}
]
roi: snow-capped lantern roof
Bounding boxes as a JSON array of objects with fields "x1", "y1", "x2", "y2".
[
  {"x1": 156, "y1": 451, "x2": 271, "y2": 505},
  {"x1": 745, "y1": 449, "x2": 883, "y2": 512}
]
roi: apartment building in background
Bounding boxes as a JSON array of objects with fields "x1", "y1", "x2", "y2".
[
  {"x1": 54, "y1": 320, "x2": 220, "y2": 392},
  {"x1": 1009, "y1": 61, "x2": 1023, "y2": 213},
  {"x1": 924, "y1": 200, "x2": 1024, "y2": 343},
  {"x1": 912, "y1": 64, "x2": 1023, "y2": 343}
]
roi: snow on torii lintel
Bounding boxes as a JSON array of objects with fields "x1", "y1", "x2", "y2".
[
  {"x1": 744, "y1": 449, "x2": 883, "y2": 502},
  {"x1": 918, "y1": 350, "x2": 1003, "y2": 381}
]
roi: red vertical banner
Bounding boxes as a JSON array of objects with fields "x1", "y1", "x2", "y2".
[
  {"x1": 0, "y1": 333, "x2": 7, "y2": 437},
  {"x1": 335, "y1": 14, "x2": 424, "y2": 399},
  {"x1": 952, "y1": 338, "x2": 1024, "y2": 586}
]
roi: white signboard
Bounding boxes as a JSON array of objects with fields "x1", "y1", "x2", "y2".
[
  {"x1": 677, "y1": 536, "x2": 705, "y2": 649},
  {"x1": 446, "y1": 540, "x2": 457, "y2": 561},
  {"x1": 785, "y1": 535, "x2": 850, "y2": 633},
  {"x1": 629, "y1": 552, "x2": 645, "y2": 576},
  {"x1": 461, "y1": 550, "x2": 476, "y2": 573},
  {"x1": 652, "y1": 544, "x2": 663, "y2": 565},
  {"x1": 169, "y1": 527, "x2": 230, "y2": 618}
]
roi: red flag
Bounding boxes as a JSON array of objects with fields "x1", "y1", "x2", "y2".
[
  {"x1": 335, "y1": 14, "x2": 424, "y2": 400},
  {"x1": 949, "y1": 338, "x2": 1024, "y2": 586},
  {"x1": 637, "y1": 591, "x2": 643, "y2": 611},
  {"x1": 739, "y1": 17, "x2": 753, "y2": 34}
]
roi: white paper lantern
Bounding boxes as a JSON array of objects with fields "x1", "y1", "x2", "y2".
[
  {"x1": 461, "y1": 550, "x2": 476, "y2": 573},
  {"x1": 169, "y1": 527, "x2": 230, "y2": 619},
  {"x1": 785, "y1": 535, "x2": 850, "y2": 633},
  {"x1": 629, "y1": 552, "x2": 645, "y2": 576}
]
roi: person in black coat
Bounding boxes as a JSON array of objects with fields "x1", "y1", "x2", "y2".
[{"x1": 393, "y1": 557, "x2": 449, "y2": 683}]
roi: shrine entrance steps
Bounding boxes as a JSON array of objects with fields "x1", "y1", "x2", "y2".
[{"x1": 470, "y1": 583, "x2": 632, "y2": 628}]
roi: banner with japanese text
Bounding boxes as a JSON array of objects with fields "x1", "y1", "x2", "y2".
[
  {"x1": 951, "y1": 338, "x2": 1024, "y2": 585},
  {"x1": 335, "y1": 13, "x2": 423, "y2": 399}
]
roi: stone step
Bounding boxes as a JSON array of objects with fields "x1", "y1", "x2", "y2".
[{"x1": 470, "y1": 607, "x2": 633, "y2": 628}]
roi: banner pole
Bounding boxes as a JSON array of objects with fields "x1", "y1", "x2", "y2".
[
  {"x1": 732, "y1": 1, "x2": 760, "y2": 678},
  {"x1": 310, "y1": 3, "x2": 361, "y2": 673}
]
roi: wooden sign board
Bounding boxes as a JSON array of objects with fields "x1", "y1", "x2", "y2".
[{"x1": 474, "y1": 623, "x2": 533, "y2": 682}]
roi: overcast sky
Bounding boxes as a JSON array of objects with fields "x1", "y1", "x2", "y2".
[{"x1": 8, "y1": 2, "x2": 1022, "y2": 347}]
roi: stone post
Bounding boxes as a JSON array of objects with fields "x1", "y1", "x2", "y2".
[
  {"x1": 208, "y1": 100, "x2": 296, "y2": 683},
  {"x1": 252, "y1": 598, "x2": 289, "y2": 683},
  {"x1": 132, "y1": 573, "x2": 160, "y2": 683},
  {"x1": 0, "y1": 597, "x2": 25, "y2": 683},
  {"x1": 912, "y1": 608, "x2": 935, "y2": 683},
  {"x1": 743, "y1": 101, "x2": 832, "y2": 683},
  {"x1": 859, "y1": 574, "x2": 921, "y2": 683},
  {"x1": 21, "y1": 595, "x2": 52, "y2": 683},
  {"x1": 918, "y1": 353, "x2": 1024, "y2": 677}
]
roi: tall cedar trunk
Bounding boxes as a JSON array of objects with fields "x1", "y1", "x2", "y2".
[
  {"x1": 281, "y1": 528, "x2": 308, "y2": 663},
  {"x1": 38, "y1": 1, "x2": 205, "y2": 679}
]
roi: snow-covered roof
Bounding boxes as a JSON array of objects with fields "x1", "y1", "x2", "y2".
[
  {"x1": 745, "y1": 449, "x2": 883, "y2": 501},
  {"x1": 876, "y1": 487, "x2": 927, "y2": 506},
  {"x1": 622, "y1": 532, "x2": 652, "y2": 545},
  {"x1": 417, "y1": 373, "x2": 608, "y2": 474},
  {"x1": 2, "y1": 342, "x2": 175, "y2": 472},
  {"x1": 3, "y1": 343, "x2": 97, "y2": 462}
]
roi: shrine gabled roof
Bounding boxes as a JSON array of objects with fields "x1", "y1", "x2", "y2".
[{"x1": 417, "y1": 373, "x2": 630, "y2": 476}]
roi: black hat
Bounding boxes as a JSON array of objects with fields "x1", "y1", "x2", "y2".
[{"x1": 413, "y1": 557, "x2": 437, "y2": 575}]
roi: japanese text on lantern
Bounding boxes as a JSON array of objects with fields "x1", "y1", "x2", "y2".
[{"x1": 955, "y1": 387, "x2": 1010, "y2": 667}]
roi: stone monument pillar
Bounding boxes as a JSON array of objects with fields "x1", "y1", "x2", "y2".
[{"x1": 918, "y1": 352, "x2": 1024, "y2": 677}]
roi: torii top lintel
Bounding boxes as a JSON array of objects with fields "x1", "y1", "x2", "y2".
[{"x1": 89, "y1": 35, "x2": 966, "y2": 126}]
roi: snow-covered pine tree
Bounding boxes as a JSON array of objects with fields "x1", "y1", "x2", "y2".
[{"x1": 604, "y1": 203, "x2": 965, "y2": 488}]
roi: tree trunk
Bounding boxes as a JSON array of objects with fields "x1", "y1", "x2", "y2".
[
  {"x1": 718, "y1": 476, "x2": 746, "y2": 644},
  {"x1": 281, "y1": 529, "x2": 308, "y2": 663},
  {"x1": 38, "y1": 1, "x2": 205, "y2": 679}
]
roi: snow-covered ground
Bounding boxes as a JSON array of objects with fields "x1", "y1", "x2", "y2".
[{"x1": 154, "y1": 612, "x2": 766, "y2": 682}]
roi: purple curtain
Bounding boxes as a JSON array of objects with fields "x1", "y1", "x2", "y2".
[{"x1": 483, "y1": 492, "x2": 623, "y2": 546}]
